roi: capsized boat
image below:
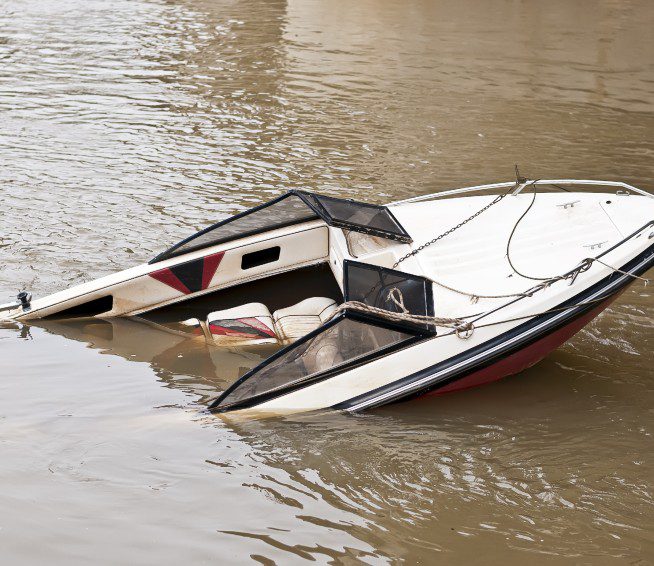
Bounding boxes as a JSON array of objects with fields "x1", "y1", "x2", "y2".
[{"x1": 2, "y1": 179, "x2": 653, "y2": 416}]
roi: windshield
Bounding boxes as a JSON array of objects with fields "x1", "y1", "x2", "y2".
[
  {"x1": 305, "y1": 193, "x2": 411, "y2": 242},
  {"x1": 344, "y1": 260, "x2": 435, "y2": 331},
  {"x1": 151, "y1": 194, "x2": 318, "y2": 263},
  {"x1": 210, "y1": 315, "x2": 417, "y2": 412},
  {"x1": 151, "y1": 191, "x2": 411, "y2": 264}
]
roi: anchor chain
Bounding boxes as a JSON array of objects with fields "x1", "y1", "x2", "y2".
[{"x1": 392, "y1": 187, "x2": 513, "y2": 269}]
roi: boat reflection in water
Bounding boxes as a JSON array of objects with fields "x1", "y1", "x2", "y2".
[{"x1": 27, "y1": 316, "x2": 277, "y2": 404}]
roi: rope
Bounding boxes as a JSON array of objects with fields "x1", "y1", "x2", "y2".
[
  {"x1": 505, "y1": 181, "x2": 549, "y2": 281},
  {"x1": 427, "y1": 277, "x2": 533, "y2": 304},
  {"x1": 331, "y1": 256, "x2": 648, "y2": 341},
  {"x1": 425, "y1": 255, "x2": 647, "y2": 311},
  {"x1": 387, "y1": 287, "x2": 407, "y2": 312},
  {"x1": 334, "y1": 236, "x2": 650, "y2": 341},
  {"x1": 392, "y1": 172, "x2": 648, "y2": 294},
  {"x1": 387, "y1": 180, "x2": 535, "y2": 303},
  {"x1": 504, "y1": 182, "x2": 650, "y2": 286},
  {"x1": 592, "y1": 257, "x2": 649, "y2": 284},
  {"x1": 328, "y1": 288, "x2": 476, "y2": 338},
  {"x1": 434, "y1": 293, "x2": 615, "y2": 339},
  {"x1": 331, "y1": 279, "x2": 630, "y2": 342}
]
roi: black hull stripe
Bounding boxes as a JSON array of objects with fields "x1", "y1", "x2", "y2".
[{"x1": 333, "y1": 246, "x2": 654, "y2": 412}]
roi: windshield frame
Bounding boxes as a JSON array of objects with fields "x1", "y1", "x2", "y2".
[
  {"x1": 151, "y1": 190, "x2": 412, "y2": 264},
  {"x1": 150, "y1": 193, "x2": 319, "y2": 263},
  {"x1": 208, "y1": 310, "x2": 427, "y2": 413},
  {"x1": 296, "y1": 191, "x2": 412, "y2": 243},
  {"x1": 343, "y1": 259, "x2": 436, "y2": 333}
]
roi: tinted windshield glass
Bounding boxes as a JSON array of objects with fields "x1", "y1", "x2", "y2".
[
  {"x1": 345, "y1": 261, "x2": 434, "y2": 329},
  {"x1": 212, "y1": 317, "x2": 413, "y2": 411},
  {"x1": 152, "y1": 194, "x2": 318, "y2": 262},
  {"x1": 152, "y1": 191, "x2": 411, "y2": 264},
  {"x1": 309, "y1": 193, "x2": 411, "y2": 242}
]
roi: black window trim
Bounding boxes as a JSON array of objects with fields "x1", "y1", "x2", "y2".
[
  {"x1": 343, "y1": 259, "x2": 436, "y2": 333},
  {"x1": 294, "y1": 191, "x2": 412, "y2": 244},
  {"x1": 150, "y1": 193, "x2": 318, "y2": 264},
  {"x1": 208, "y1": 310, "x2": 429, "y2": 413},
  {"x1": 150, "y1": 190, "x2": 412, "y2": 264}
]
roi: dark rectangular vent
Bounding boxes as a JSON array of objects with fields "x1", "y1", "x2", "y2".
[
  {"x1": 44, "y1": 295, "x2": 114, "y2": 319},
  {"x1": 241, "y1": 246, "x2": 281, "y2": 270}
]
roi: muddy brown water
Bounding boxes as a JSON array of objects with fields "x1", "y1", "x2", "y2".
[{"x1": 1, "y1": 0, "x2": 653, "y2": 563}]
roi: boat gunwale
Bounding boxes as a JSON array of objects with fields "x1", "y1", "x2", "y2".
[{"x1": 388, "y1": 179, "x2": 654, "y2": 207}]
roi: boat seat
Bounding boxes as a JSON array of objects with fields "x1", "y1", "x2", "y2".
[
  {"x1": 273, "y1": 297, "x2": 338, "y2": 344},
  {"x1": 207, "y1": 302, "x2": 278, "y2": 346},
  {"x1": 179, "y1": 317, "x2": 202, "y2": 336}
]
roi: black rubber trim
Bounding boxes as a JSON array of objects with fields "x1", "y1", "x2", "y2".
[{"x1": 332, "y1": 244, "x2": 654, "y2": 411}]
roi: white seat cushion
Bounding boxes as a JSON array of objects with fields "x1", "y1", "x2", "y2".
[
  {"x1": 177, "y1": 317, "x2": 202, "y2": 336},
  {"x1": 207, "y1": 302, "x2": 278, "y2": 346},
  {"x1": 273, "y1": 297, "x2": 338, "y2": 343}
]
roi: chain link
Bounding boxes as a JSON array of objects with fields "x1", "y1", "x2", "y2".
[{"x1": 392, "y1": 191, "x2": 510, "y2": 269}]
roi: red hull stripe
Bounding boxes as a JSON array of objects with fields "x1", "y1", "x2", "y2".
[
  {"x1": 149, "y1": 268, "x2": 191, "y2": 294},
  {"x1": 430, "y1": 294, "x2": 619, "y2": 396},
  {"x1": 210, "y1": 326, "x2": 261, "y2": 338},
  {"x1": 209, "y1": 320, "x2": 275, "y2": 339},
  {"x1": 149, "y1": 251, "x2": 225, "y2": 295},
  {"x1": 238, "y1": 317, "x2": 276, "y2": 338}
]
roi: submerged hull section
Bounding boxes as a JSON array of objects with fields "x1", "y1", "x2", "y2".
[
  {"x1": 1, "y1": 222, "x2": 332, "y2": 321},
  {"x1": 427, "y1": 293, "x2": 619, "y2": 397}
]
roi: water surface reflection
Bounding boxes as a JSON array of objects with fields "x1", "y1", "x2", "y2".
[
  {"x1": 1, "y1": 0, "x2": 653, "y2": 561},
  {"x1": 8, "y1": 300, "x2": 649, "y2": 562}
]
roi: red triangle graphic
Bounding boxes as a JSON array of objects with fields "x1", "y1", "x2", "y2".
[
  {"x1": 202, "y1": 252, "x2": 225, "y2": 290},
  {"x1": 149, "y1": 268, "x2": 191, "y2": 294}
]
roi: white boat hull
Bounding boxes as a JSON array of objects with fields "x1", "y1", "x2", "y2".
[{"x1": 2, "y1": 180, "x2": 652, "y2": 416}]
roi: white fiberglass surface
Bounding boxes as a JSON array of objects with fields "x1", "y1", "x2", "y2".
[
  {"x1": 253, "y1": 248, "x2": 653, "y2": 415},
  {"x1": 390, "y1": 192, "x2": 653, "y2": 318}
]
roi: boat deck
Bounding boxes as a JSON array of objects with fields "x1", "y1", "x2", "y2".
[{"x1": 388, "y1": 192, "x2": 654, "y2": 319}]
